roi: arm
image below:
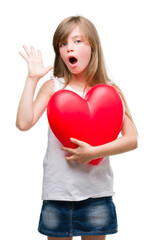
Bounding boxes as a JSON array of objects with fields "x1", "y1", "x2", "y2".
[
  {"x1": 61, "y1": 115, "x2": 138, "y2": 164},
  {"x1": 93, "y1": 114, "x2": 138, "y2": 158},
  {"x1": 16, "y1": 45, "x2": 53, "y2": 130}
]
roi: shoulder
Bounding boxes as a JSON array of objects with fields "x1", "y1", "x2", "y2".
[
  {"x1": 109, "y1": 82, "x2": 126, "y2": 112},
  {"x1": 50, "y1": 75, "x2": 65, "y2": 92},
  {"x1": 39, "y1": 79, "x2": 54, "y2": 97},
  {"x1": 110, "y1": 83, "x2": 122, "y2": 94},
  {"x1": 110, "y1": 83, "x2": 125, "y2": 101},
  {"x1": 40, "y1": 76, "x2": 65, "y2": 96}
]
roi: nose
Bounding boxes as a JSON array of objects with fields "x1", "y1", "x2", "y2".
[{"x1": 67, "y1": 41, "x2": 74, "y2": 53}]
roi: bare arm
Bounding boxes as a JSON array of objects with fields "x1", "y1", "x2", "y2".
[
  {"x1": 16, "y1": 45, "x2": 53, "y2": 130},
  {"x1": 61, "y1": 115, "x2": 138, "y2": 164},
  {"x1": 93, "y1": 114, "x2": 138, "y2": 158}
]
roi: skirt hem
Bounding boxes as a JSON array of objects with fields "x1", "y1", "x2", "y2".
[{"x1": 38, "y1": 227, "x2": 118, "y2": 237}]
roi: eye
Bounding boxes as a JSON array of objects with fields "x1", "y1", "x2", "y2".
[
  {"x1": 75, "y1": 40, "x2": 82, "y2": 43},
  {"x1": 60, "y1": 42, "x2": 67, "y2": 47}
]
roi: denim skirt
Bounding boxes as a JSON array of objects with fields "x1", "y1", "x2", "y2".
[{"x1": 38, "y1": 196, "x2": 118, "y2": 237}]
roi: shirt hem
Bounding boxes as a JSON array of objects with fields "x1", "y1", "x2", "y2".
[{"x1": 41, "y1": 191, "x2": 115, "y2": 201}]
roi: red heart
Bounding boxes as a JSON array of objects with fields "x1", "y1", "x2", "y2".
[{"x1": 47, "y1": 84, "x2": 124, "y2": 165}]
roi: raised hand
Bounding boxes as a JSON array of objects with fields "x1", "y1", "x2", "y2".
[{"x1": 19, "y1": 45, "x2": 53, "y2": 81}]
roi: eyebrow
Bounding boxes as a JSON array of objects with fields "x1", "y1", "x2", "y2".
[{"x1": 71, "y1": 35, "x2": 84, "y2": 39}]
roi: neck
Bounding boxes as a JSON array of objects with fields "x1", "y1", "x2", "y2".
[{"x1": 70, "y1": 72, "x2": 87, "y2": 87}]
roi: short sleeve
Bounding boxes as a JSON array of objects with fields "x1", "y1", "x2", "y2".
[{"x1": 50, "y1": 76, "x2": 65, "y2": 93}]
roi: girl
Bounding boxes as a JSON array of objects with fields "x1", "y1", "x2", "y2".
[{"x1": 16, "y1": 16, "x2": 138, "y2": 240}]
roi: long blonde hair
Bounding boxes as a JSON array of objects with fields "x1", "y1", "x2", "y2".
[{"x1": 53, "y1": 16, "x2": 136, "y2": 127}]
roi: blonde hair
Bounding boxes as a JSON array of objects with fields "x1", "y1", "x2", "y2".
[{"x1": 53, "y1": 16, "x2": 136, "y2": 128}]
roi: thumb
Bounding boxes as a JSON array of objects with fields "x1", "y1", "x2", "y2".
[{"x1": 46, "y1": 65, "x2": 54, "y2": 73}]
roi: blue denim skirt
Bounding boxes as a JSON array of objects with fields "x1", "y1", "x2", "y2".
[{"x1": 38, "y1": 196, "x2": 118, "y2": 237}]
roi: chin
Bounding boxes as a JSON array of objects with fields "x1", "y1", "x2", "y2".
[{"x1": 70, "y1": 68, "x2": 86, "y2": 75}]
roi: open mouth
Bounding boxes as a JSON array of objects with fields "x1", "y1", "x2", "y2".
[{"x1": 69, "y1": 57, "x2": 78, "y2": 65}]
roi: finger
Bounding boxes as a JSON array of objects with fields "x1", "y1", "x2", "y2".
[
  {"x1": 46, "y1": 65, "x2": 54, "y2": 73},
  {"x1": 66, "y1": 155, "x2": 75, "y2": 161},
  {"x1": 61, "y1": 147, "x2": 75, "y2": 155},
  {"x1": 66, "y1": 156, "x2": 82, "y2": 163},
  {"x1": 37, "y1": 49, "x2": 42, "y2": 59},
  {"x1": 30, "y1": 46, "x2": 36, "y2": 57},
  {"x1": 23, "y1": 45, "x2": 31, "y2": 57},
  {"x1": 18, "y1": 51, "x2": 28, "y2": 61},
  {"x1": 70, "y1": 138, "x2": 83, "y2": 146}
]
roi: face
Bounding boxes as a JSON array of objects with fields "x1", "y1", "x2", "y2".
[{"x1": 59, "y1": 26, "x2": 91, "y2": 76}]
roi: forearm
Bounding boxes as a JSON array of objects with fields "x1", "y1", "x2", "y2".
[
  {"x1": 93, "y1": 135, "x2": 138, "y2": 158},
  {"x1": 16, "y1": 76, "x2": 38, "y2": 130}
]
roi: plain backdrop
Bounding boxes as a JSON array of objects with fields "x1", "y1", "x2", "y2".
[{"x1": 0, "y1": 0, "x2": 154, "y2": 239}]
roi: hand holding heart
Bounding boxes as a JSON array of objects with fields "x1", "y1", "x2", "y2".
[{"x1": 61, "y1": 138, "x2": 96, "y2": 164}]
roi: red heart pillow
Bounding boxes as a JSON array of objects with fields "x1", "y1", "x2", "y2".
[{"x1": 47, "y1": 84, "x2": 124, "y2": 165}]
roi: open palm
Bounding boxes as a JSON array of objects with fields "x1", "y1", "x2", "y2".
[{"x1": 19, "y1": 45, "x2": 53, "y2": 80}]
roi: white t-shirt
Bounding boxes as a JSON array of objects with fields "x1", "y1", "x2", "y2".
[{"x1": 42, "y1": 76, "x2": 114, "y2": 201}]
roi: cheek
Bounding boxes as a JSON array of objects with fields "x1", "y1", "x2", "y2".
[{"x1": 80, "y1": 46, "x2": 91, "y2": 64}]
